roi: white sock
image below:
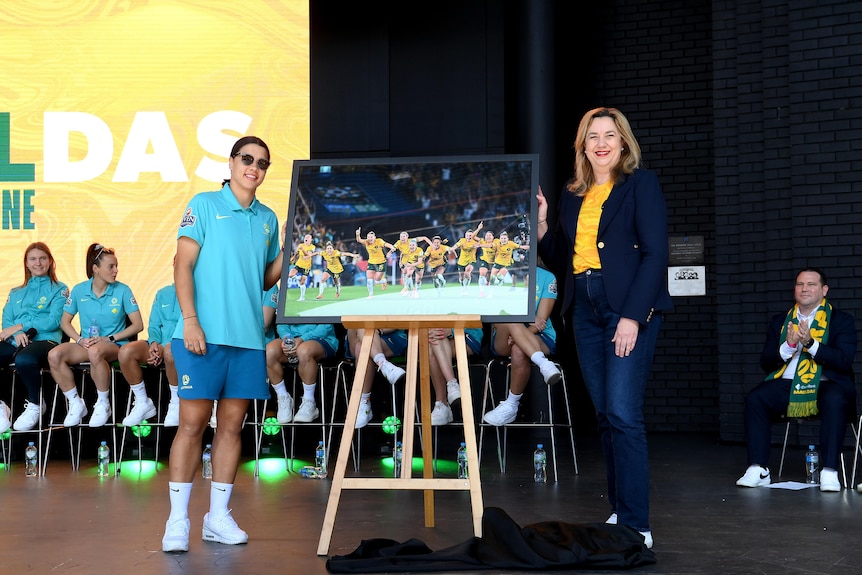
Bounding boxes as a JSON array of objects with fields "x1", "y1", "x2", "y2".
[
  {"x1": 530, "y1": 351, "x2": 549, "y2": 367},
  {"x1": 373, "y1": 353, "x2": 386, "y2": 366},
  {"x1": 318, "y1": 284, "x2": 325, "y2": 295},
  {"x1": 168, "y1": 481, "x2": 193, "y2": 521},
  {"x1": 130, "y1": 382, "x2": 148, "y2": 402},
  {"x1": 63, "y1": 388, "x2": 79, "y2": 400},
  {"x1": 302, "y1": 382, "x2": 317, "y2": 401},
  {"x1": 169, "y1": 385, "x2": 179, "y2": 403},
  {"x1": 367, "y1": 278, "x2": 374, "y2": 294},
  {"x1": 505, "y1": 391, "x2": 523, "y2": 406},
  {"x1": 209, "y1": 481, "x2": 234, "y2": 519},
  {"x1": 271, "y1": 380, "x2": 287, "y2": 396},
  {"x1": 97, "y1": 389, "x2": 110, "y2": 403},
  {"x1": 361, "y1": 392, "x2": 371, "y2": 404},
  {"x1": 299, "y1": 284, "x2": 306, "y2": 297}
]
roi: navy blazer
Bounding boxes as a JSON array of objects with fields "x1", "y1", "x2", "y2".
[
  {"x1": 759, "y1": 306, "x2": 857, "y2": 400},
  {"x1": 538, "y1": 169, "x2": 672, "y2": 325}
]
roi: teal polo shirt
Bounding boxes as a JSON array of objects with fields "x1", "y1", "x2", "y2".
[
  {"x1": 173, "y1": 184, "x2": 280, "y2": 350},
  {"x1": 64, "y1": 278, "x2": 140, "y2": 344},
  {"x1": 3, "y1": 275, "x2": 69, "y2": 344},
  {"x1": 263, "y1": 283, "x2": 279, "y2": 343},
  {"x1": 148, "y1": 284, "x2": 180, "y2": 346}
]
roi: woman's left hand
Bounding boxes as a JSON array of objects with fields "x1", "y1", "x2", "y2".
[{"x1": 612, "y1": 317, "x2": 640, "y2": 357}]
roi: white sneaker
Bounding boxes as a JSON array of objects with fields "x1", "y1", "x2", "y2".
[
  {"x1": 89, "y1": 400, "x2": 112, "y2": 427},
  {"x1": 430, "y1": 402, "x2": 453, "y2": 426},
  {"x1": 820, "y1": 468, "x2": 841, "y2": 492},
  {"x1": 162, "y1": 517, "x2": 190, "y2": 552},
  {"x1": 293, "y1": 399, "x2": 319, "y2": 423},
  {"x1": 202, "y1": 511, "x2": 248, "y2": 545},
  {"x1": 12, "y1": 399, "x2": 46, "y2": 431},
  {"x1": 482, "y1": 401, "x2": 518, "y2": 426},
  {"x1": 446, "y1": 380, "x2": 461, "y2": 405},
  {"x1": 736, "y1": 464, "x2": 771, "y2": 487},
  {"x1": 163, "y1": 401, "x2": 180, "y2": 427},
  {"x1": 539, "y1": 361, "x2": 562, "y2": 385},
  {"x1": 63, "y1": 397, "x2": 88, "y2": 427},
  {"x1": 355, "y1": 401, "x2": 373, "y2": 429},
  {"x1": 122, "y1": 397, "x2": 157, "y2": 427},
  {"x1": 379, "y1": 361, "x2": 406, "y2": 385},
  {"x1": 0, "y1": 401, "x2": 10, "y2": 434},
  {"x1": 606, "y1": 513, "x2": 618, "y2": 524},
  {"x1": 276, "y1": 393, "x2": 294, "y2": 424},
  {"x1": 640, "y1": 530, "x2": 653, "y2": 549}
]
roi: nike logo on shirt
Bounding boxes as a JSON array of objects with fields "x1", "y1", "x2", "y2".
[{"x1": 216, "y1": 214, "x2": 231, "y2": 219}]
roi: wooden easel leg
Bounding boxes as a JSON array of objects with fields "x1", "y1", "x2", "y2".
[
  {"x1": 317, "y1": 330, "x2": 374, "y2": 555},
  {"x1": 453, "y1": 329, "x2": 484, "y2": 537}
]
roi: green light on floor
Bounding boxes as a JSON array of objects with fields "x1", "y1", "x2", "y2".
[
  {"x1": 0, "y1": 429, "x2": 10, "y2": 440},
  {"x1": 242, "y1": 457, "x2": 293, "y2": 481},
  {"x1": 131, "y1": 420, "x2": 152, "y2": 438},
  {"x1": 117, "y1": 460, "x2": 160, "y2": 479},
  {"x1": 380, "y1": 456, "x2": 458, "y2": 475}
]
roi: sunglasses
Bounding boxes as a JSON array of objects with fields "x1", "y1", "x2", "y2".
[
  {"x1": 233, "y1": 153, "x2": 271, "y2": 171},
  {"x1": 94, "y1": 244, "x2": 115, "y2": 262}
]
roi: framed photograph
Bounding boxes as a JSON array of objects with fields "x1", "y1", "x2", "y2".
[{"x1": 276, "y1": 154, "x2": 539, "y2": 324}]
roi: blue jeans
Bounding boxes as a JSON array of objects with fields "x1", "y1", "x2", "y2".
[{"x1": 572, "y1": 270, "x2": 662, "y2": 532}]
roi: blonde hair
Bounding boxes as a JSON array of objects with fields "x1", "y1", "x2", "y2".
[{"x1": 567, "y1": 107, "x2": 642, "y2": 196}]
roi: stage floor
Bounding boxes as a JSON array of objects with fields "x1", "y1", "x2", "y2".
[{"x1": 1, "y1": 431, "x2": 860, "y2": 575}]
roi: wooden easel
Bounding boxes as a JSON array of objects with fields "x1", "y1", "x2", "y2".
[{"x1": 317, "y1": 315, "x2": 484, "y2": 555}]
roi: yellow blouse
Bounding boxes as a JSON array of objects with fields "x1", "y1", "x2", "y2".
[{"x1": 573, "y1": 181, "x2": 613, "y2": 273}]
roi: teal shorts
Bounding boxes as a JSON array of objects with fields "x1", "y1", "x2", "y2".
[{"x1": 173, "y1": 339, "x2": 269, "y2": 400}]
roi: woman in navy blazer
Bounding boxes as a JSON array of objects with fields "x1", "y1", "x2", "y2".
[{"x1": 537, "y1": 107, "x2": 671, "y2": 549}]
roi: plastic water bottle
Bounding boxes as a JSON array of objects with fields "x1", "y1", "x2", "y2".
[
  {"x1": 88, "y1": 318, "x2": 100, "y2": 339},
  {"x1": 533, "y1": 444, "x2": 547, "y2": 483},
  {"x1": 457, "y1": 442, "x2": 468, "y2": 479},
  {"x1": 24, "y1": 442, "x2": 38, "y2": 477},
  {"x1": 300, "y1": 465, "x2": 324, "y2": 478},
  {"x1": 805, "y1": 444, "x2": 820, "y2": 484},
  {"x1": 283, "y1": 334, "x2": 298, "y2": 364},
  {"x1": 202, "y1": 443, "x2": 213, "y2": 479},
  {"x1": 314, "y1": 440, "x2": 327, "y2": 478},
  {"x1": 393, "y1": 441, "x2": 403, "y2": 478},
  {"x1": 97, "y1": 441, "x2": 110, "y2": 477}
]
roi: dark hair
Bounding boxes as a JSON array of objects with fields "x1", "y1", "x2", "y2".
[
  {"x1": 86, "y1": 243, "x2": 115, "y2": 279},
  {"x1": 21, "y1": 242, "x2": 59, "y2": 288},
  {"x1": 222, "y1": 136, "x2": 271, "y2": 186},
  {"x1": 797, "y1": 267, "x2": 828, "y2": 286}
]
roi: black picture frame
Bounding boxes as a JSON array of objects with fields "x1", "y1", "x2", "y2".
[{"x1": 276, "y1": 154, "x2": 539, "y2": 325}]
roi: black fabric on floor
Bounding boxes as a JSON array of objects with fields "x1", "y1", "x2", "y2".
[{"x1": 326, "y1": 507, "x2": 657, "y2": 572}]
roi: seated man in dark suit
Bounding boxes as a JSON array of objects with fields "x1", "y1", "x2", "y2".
[{"x1": 737, "y1": 267, "x2": 857, "y2": 492}]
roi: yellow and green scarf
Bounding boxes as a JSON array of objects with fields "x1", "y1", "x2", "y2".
[{"x1": 766, "y1": 298, "x2": 831, "y2": 418}]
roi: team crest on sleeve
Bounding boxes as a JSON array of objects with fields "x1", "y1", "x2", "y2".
[
  {"x1": 270, "y1": 291, "x2": 278, "y2": 304},
  {"x1": 62, "y1": 287, "x2": 70, "y2": 298},
  {"x1": 180, "y1": 208, "x2": 196, "y2": 228},
  {"x1": 548, "y1": 278, "x2": 558, "y2": 294},
  {"x1": 130, "y1": 296, "x2": 138, "y2": 306}
]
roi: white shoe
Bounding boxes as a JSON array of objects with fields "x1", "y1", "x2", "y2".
[
  {"x1": 355, "y1": 401, "x2": 372, "y2": 429},
  {"x1": 640, "y1": 530, "x2": 653, "y2": 549},
  {"x1": 430, "y1": 402, "x2": 453, "y2": 426},
  {"x1": 0, "y1": 401, "x2": 10, "y2": 434},
  {"x1": 63, "y1": 397, "x2": 88, "y2": 427},
  {"x1": 379, "y1": 361, "x2": 406, "y2": 385},
  {"x1": 276, "y1": 393, "x2": 294, "y2": 424},
  {"x1": 122, "y1": 397, "x2": 157, "y2": 427},
  {"x1": 89, "y1": 400, "x2": 112, "y2": 427},
  {"x1": 202, "y1": 511, "x2": 248, "y2": 545},
  {"x1": 736, "y1": 464, "x2": 771, "y2": 487},
  {"x1": 539, "y1": 361, "x2": 562, "y2": 385},
  {"x1": 162, "y1": 517, "x2": 190, "y2": 552},
  {"x1": 820, "y1": 468, "x2": 841, "y2": 492},
  {"x1": 163, "y1": 401, "x2": 180, "y2": 427},
  {"x1": 446, "y1": 380, "x2": 461, "y2": 405},
  {"x1": 13, "y1": 399, "x2": 45, "y2": 431},
  {"x1": 606, "y1": 513, "x2": 618, "y2": 524},
  {"x1": 293, "y1": 399, "x2": 319, "y2": 423},
  {"x1": 482, "y1": 401, "x2": 518, "y2": 426}
]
